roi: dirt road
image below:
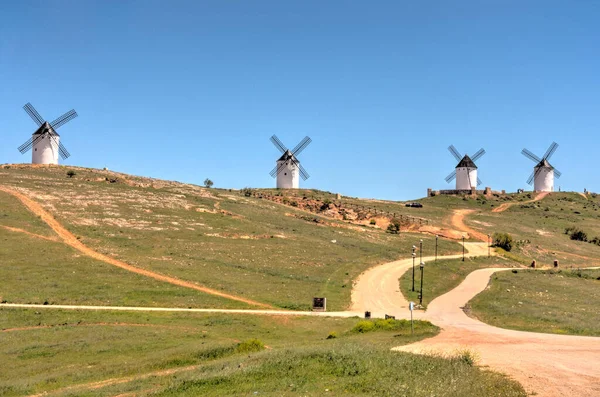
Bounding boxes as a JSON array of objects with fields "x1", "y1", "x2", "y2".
[
  {"x1": 492, "y1": 191, "x2": 550, "y2": 213},
  {"x1": 450, "y1": 209, "x2": 489, "y2": 242},
  {"x1": 395, "y1": 267, "x2": 600, "y2": 397},
  {"x1": 350, "y1": 242, "x2": 490, "y2": 318},
  {"x1": 0, "y1": 185, "x2": 273, "y2": 309}
]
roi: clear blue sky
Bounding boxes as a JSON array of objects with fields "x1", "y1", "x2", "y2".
[{"x1": 1, "y1": 1, "x2": 599, "y2": 200}]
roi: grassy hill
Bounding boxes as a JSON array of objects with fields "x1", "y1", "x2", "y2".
[
  {"x1": 0, "y1": 164, "x2": 461, "y2": 311},
  {"x1": 6, "y1": 164, "x2": 596, "y2": 396}
]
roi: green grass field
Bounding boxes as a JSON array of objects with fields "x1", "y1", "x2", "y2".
[
  {"x1": 468, "y1": 269, "x2": 600, "y2": 336},
  {"x1": 400, "y1": 256, "x2": 517, "y2": 308},
  {"x1": 0, "y1": 308, "x2": 525, "y2": 397}
]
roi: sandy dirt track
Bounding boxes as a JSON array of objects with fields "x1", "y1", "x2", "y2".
[
  {"x1": 492, "y1": 191, "x2": 550, "y2": 213},
  {"x1": 395, "y1": 267, "x2": 600, "y2": 397},
  {"x1": 0, "y1": 185, "x2": 273, "y2": 309}
]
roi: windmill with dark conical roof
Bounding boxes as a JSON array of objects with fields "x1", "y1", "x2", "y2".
[
  {"x1": 445, "y1": 145, "x2": 486, "y2": 190},
  {"x1": 269, "y1": 135, "x2": 311, "y2": 189},
  {"x1": 17, "y1": 103, "x2": 78, "y2": 164},
  {"x1": 521, "y1": 142, "x2": 561, "y2": 192}
]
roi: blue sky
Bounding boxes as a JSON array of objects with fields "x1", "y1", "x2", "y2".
[{"x1": 1, "y1": 1, "x2": 598, "y2": 200}]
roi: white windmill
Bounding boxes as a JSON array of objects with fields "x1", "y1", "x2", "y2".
[
  {"x1": 445, "y1": 145, "x2": 486, "y2": 190},
  {"x1": 269, "y1": 135, "x2": 312, "y2": 189},
  {"x1": 18, "y1": 102, "x2": 78, "y2": 164},
  {"x1": 521, "y1": 142, "x2": 561, "y2": 192}
]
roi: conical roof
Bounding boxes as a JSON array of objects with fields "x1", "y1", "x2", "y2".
[
  {"x1": 535, "y1": 159, "x2": 553, "y2": 169},
  {"x1": 456, "y1": 154, "x2": 477, "y2": 169},
  {"x1": 277, "y1": 150, "x2": 299, "y2": 163},
  {"x1": 32, "y1": 122, "x2": 59, "y2": 137}
]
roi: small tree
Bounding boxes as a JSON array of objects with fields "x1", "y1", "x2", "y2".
[
  {"x1": 66, "y1": 170, "x2": 76, "y2": 178},
  {"x1": 492, "y1": 232, "x2": 513, "y2": 251},
  {"x1": 203, "y1": 178, "x2": 214, "y2": 188}
]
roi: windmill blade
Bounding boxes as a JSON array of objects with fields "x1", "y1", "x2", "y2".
[
  {"x1": 554, "y1": 168, "x2": 562, "y2": 178},
  {"x1": 526, "y1": 171, "x2": 535, "y2": 185},
  {"x1": 448, "y1": 145, "x2": 462, "y2": 162},
  {"x1": 17, "y1": 137, "x2": 34, "y2": 153},
  {"x1": 50, "y1": 135, "x2": 71, "y2": 160},
  {"x1": 471, "y1": 148, "x2": 486, "y2": 162},
  {"x1": 290, "y1": 158, "x2": 310, "y2": 180},
  {"x1": 444, "y1": 170, "x2": 457, "y2": 183},
  {"x1": 291, "y1": 136, "x2": 312, "y2": 157},
  {"x1": 23, "y1": 103, "x2": 44, "y2": 126},
  {"x1": 269, "y1": 161, "x2": 287, "y2": 178},
  {"x1": 270, "y1": 135, "x2": 287, "y2": 154},
  {"x1": 521, "y1": 148, "x2": 542, "y2": 163},
  {"x1": 17, "y1": 134, "x2": 44, "y2": 154},
  {"x1": 477, "y1": 177, "x2": 483, "y2": 186},
  {"x1": 50, "y1": 109, "x2": 78, "y2": 130},
  {"x1": 543, "y1": 142, "x2": 559, "y2": 160}
]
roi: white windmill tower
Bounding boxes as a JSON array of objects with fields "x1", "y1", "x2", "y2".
[
  {"x1": 18, "y1": 103, "x2": 78, "y2": 164},
  {"x1": 521, "y1": 142, "x2": 561, "y2": 192},
  {"x1": 445, "y1": 145, "x2": 486, "y2": 190},
  {"x1": 269, "y1": 135, "x2": 312, "y2": 189}
]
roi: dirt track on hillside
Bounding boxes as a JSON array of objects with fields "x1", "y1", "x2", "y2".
[
  {"x1": 450, "y1": 209, "x2": 489, "y2": 242},
  {"x1": 492, "y1": 191, "x2": 550, "y2": 213},
  {"x1": 0, "y1": 185, "x2": 272, "y2": 309}
]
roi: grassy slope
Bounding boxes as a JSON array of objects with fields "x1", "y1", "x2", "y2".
[
  {"x1": 0, "y1": 309, "x2": 525, "y2": 397},
  {"x1": 400, "y1": 256, "x2": 517, "y2": 308},
  {"x1": 399, "y1": 192, "x2": 600, "y2": 266},
  {"x1": 0, "y1": 166, "x2": 460, "y2": 310},
  {"x1": 468, "y1": 269, "x2": 600, "y2": 336},
  {"x1": 0, "y1": 190, "x2": 251, "y2": 308}
]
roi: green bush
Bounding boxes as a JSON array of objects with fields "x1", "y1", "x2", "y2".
[
  {"x1": 351, "y1": 320, "x2": 375, "y2": 333},
  {"x1": 66, "y1": 170, "x2": 76, "y2": 178},
  {"x1": 351, "y1": 319, "x2": 412, "y2": 333},
  {"x1": 235, "y1": 339, "x2": 265, "y2": 354},
  {"x1": 241, "y1": 187, "x2": 254, "y2": 197},
  {"x1": 369, "y1": 219, "x2": 376, "y2": 225},
  {"x1": 492, "y1": 232, "x2": 513, "y2": 252},
  {"x1": 203, "y1": 178, "x2": 214, "y2": 188},
  {"x1": 386, "y1": 218, "x2": 401, "y2": 234},
  {"x1": 326, "y1": 331, "x2": 338, "y2": 339},
  {"x1": 565, "y1": 226, "x2": 588, "y2": 242}
]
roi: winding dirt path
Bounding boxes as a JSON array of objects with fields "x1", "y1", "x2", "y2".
[
  {"x1": 394, "y1": 267, "x2": 600, "y2": 397},
  {"x1": 492, "y1": 191, "x2": 550, "y2": 213},
  {"x1": 0, "y1": 186, "x2": 273, "y2": 309},
  {"x1": 450, "y1": 209, "x2": 489, "y2": 242}
]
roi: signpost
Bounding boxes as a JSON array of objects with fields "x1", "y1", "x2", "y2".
[{"x1": 312, "y1": 297, "x2": 326, "y2": 312}]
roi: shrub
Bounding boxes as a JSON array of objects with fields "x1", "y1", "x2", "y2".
[
  {"x1": 492, "y1": 232, "x2": 513, "y2": 252},
  {"x1": 454, "y1": 349, "x2": 478, "y2": 367},
  {"x1": 351, "y1": 319, "x2": 412, "y2": 333},
  {"x1": 386, "y1": 218, "x2": 401, "y2": 234},
  {"x1": 326, "y1": 331, "x2": 338, "y2": 339},
  {"x1": 290, "y1": 200, "x2": 298, "y2": 207},
  {"x1": 203, "y1": 178, "x2": 214, "y2": 188},
  {"x1": 241, "y1": 187, "x2": 253, "y2": 197},
  {"x1": 565, "y1": 226, "x2": 588, "y2": 242},
  {"x1": 352, "y1": 320, "x2": 376, "y2": 333},
  {"x1": 235, "y1": 339, "x2": 265, "y2": 354},
  {"x1": 369, "y1": 219, "x2": 376, "y2": 225},
  {"x1": 66, "y1": 170, "x2": 76, "y2": 178}
]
